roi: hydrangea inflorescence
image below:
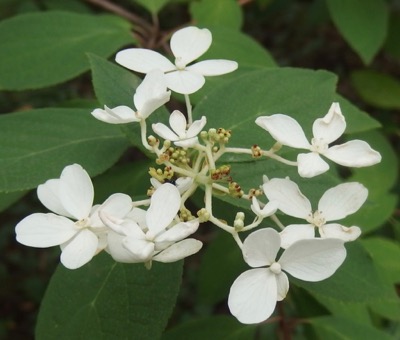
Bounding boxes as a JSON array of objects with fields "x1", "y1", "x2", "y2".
[{"x1": 15, "y1": 26, "x2": 381, "y2": 324}]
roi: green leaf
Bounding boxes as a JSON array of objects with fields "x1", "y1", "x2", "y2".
[
  {"x1": 361, "y1": 238, "x2": 400, "y2": 321},
  {"x1": 309, "y1": 316, "x2": 393, "y2": 340},
  {"x1": 369, "y1": 299, "x2": 400, "y2": 321},
  {"x1": 334, "y1": 94, "x2": 381, "y2": 133},
  {"x1": 42, "y1": 0, "x2": 91, "y2": 13},
  {"x1": 190, "y1": 25, "x2": 276, "y2": 104},
  {"x1": 345, "y1": 130, "x2": 398, "y2": 233},
  {"x1": 308, "y1": 297, "x2": 371, "y2": 324},
  {"x1": 190, "y1": 0, "x2": 243, "y2": 30},
  {"x1": 162, "y1": 316, "x2": 256, "y2": 340},
  {"x1": 326, "y1": 0, "x2": 389, "y2": 64},
  {"x1": 197, "y1": 229, "x2": 247, "y2": 305},
  {"x1": 134, "y1": 0, "x2": 169, "y2": 14},
  {"x1": 93, "y1": 160, "x2": 153, "y2": 203},
  {"x1": 0, "y1": 108, "x2": 129, "y2": 192},
  {"x1": 350, "y1": 70, "x2": 400, "y2": 109},
  {"x1": 384, "y1": 13, "x2": 400, "y2": 59},
  {"x1": 292, "y1": 241, "x2": 394, "y2": 303},
  {"x1": 361, "y1": 237, "x2": 400, "y2": 284},
  {"x1": 0, "y1": 191, "x2": 27, "y2": 212},
  {"x1": 0, "y1": 11, "x2": 135, "y2": 90},
  {"x1": 36, "y1": 253, "x2": 183, "y2": 340},
  {"x1": 202, "y1": 26, "x2": 276, "y2": 68},
  {"x1": 89, "y1": 53, "x2": 141, "y2": 108},
  {"x1": 89, "y1": 53, "x2": 169, "y2": 153},
  {"x1": 349, "y1": 130, "x2": 398, "y2": 196},
  {"x1": 194, "y1": 67, "x2": 337, "y2": 151}
]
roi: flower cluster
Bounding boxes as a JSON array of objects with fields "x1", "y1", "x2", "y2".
[
  {"x1": 16, "y1": 164, "x2": 201, "y2": 269},
  {"x1": 15, "y1": 26, "x2": 382, "y2": 324}
]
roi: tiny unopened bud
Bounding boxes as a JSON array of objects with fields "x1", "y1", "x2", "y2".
[
  {"x1": 148, "y1": 135, "x2": 158, "y2": 146},
  {"x1": 236, "y1": 212, "x2": 245, "y2": 221},
  {"x1": 234, "y1": 219, "x2": 244, "y2": 231},
  {"x1": 197, "y1": 208, "x2": 210, "y2": 222},
  {"x1": 200, "y1": 130, "x2": 208, "y2": 140},
  {"x1": 251, "y1": 145, "x2": 262, "y2": 158}
]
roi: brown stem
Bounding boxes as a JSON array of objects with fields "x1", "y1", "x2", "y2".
[
  {"x1": 277, "y1": 302, "x2": 292, "y2": 340},
  {"x1": 84, "y1": 0, "x2": 153, "y2": 36},
  {"x1": 238, "y1": 0, "x2": 253, "y2": 5}
]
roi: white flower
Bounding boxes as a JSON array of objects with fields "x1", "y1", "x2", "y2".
[
  {"x1": 255, "y1": 102, "x2": 382, "y2": 177},
  {"x1": 263, "y1": 178, "x2": 366, "y2": 249},
  {"x1": 228, "y1": 228, "x2": 346, "y2": 324},
  {"x1": 152, "y1": 110, "x2": 206, "y2": 147},
  {"x1": 250, "y1": 196, "x2": 278, "y2": 218},
  {"x1": 91, "y1": 69, "x2": 170, "y2": 124},
  {"x1": 102, "y1": 183, "x2": 202, "y2": 264},
  {"x1": 15, "y1": 164, "x2": 132, "y2": 269},
  {"x1": 115, "y1": 26, "x2": 238, "y2": 94}
]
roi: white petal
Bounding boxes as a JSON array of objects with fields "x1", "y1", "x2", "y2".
[
  {"x1": 96, "y1": 231, "x2": 108, "y2": 252},
  {"x1": 126, "y1": 207, "x2": 147, "y2": 229},
  {"x1": 297, "y1": 152, "x2": 330, "y2": 178},
  {"x1": 37, "y1": 179, "x2": 74, "y2": 218},
  {"x1": 101, "y1": 211, "x2": 144, "y2": 238},
  {"x1": 276, "y1": 272, "x2": 289, "y2": 301},
  {"x1": 170, "y1": 26, "x2": 212, "y2": 65},
  {"x1": 146, "y1": 183, "x2": 181, "y2": 235},
  {"x1": 313, "y1": 103, "x2": 346, "y2": 144},
  {"x1": 242, "y1": 228, "x2": 280, "y2": 267},
  {"x1": 263, "y1": 178, "x2": 311, "y2": 219},
  {"x1": 153, "y1": 238, "x2": 202, "y2": 262},
  {"x1": 279, "y1": 224, "x2": 315, "y2": 249},
  {"x1": 318, "y1": 182, "x2": 368, "y2": 221},
  {"x1": 279, "y1": 238, "x2": 346, "y2": 282},
  {"x1": 174, "y1": 137, "x2": 199, "y2": 148},
  {"x1": 155, "y1": 220, "x2": 199, "y2": 243},
  {"x1": 169, "y1": 110, "x2": 187, "y2": 137},
  {"x1": 16, "y1": 213, "x2": 76, "y2": 247},
  {"x1": 165, "y1": 70, "x2": 205, "y2": 94},
  {"x1": 175, "y1": 177, "x2": 194, "y2": 193},
  {"x1": 87, "y1": 205, "x2": 103, "y2": 228},
  {"x1": 107, "y1": 230, "x2": 143, "y2": 263},
  {"x1": 91, "y1": 105, "x2": 139, "y2": 124},
  {"x1": 320, "y1": 223, "x2": 361, "y2": 242},
  {"x1": 186, "y1": 116, "x2": 207, "y2": 138},
  {"x1": 251, "y1": 197, "x2": 278, "y2": 218},
  {"x1": 134, "y1": 69, "x2": 171, "y2": 119},
  {"x1": 152, "y1": 122, "x2": 179, "y2": 141},
  {"x1": 187, "y1": 60, "x2": 238, "y2": 76},
  {"x1": 100, "y1": 193, "x2": 133, "y2": 219},
  {"x1": 123, "y1": 237, "x2": 154, "y2": 261},
  {"x1": 255, "y1": 115, "x2": 311, "y2": 149},
  {"x1": 323, "y1": 140, "x2": 382, "y2": 167},
  {"x1": 60, "y1": 229, "x2": 98, "y2": 269},
  {"x1": 228, "y1": 268, "x2": 277, "y2": 324},
  {"x1": 115, "y1": 48, "x2": 175, "y2": 73},
  {"x1": 59, "y1": 164, "x2": 94, "y2": 220}
]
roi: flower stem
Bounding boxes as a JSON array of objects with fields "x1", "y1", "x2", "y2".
[
  {"x1": 140, "y1": 120, "x2": 153, "y2": 151},
  {"x1": 184, "y1": 94, "x2": 193, "y2": 125}
]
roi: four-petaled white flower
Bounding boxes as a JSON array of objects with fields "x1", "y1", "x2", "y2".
[
  {"x1": 152, "y1": 110, "x2": 207, "y2": 147},
  {"x1": 15, "y1": 164, "x2": 131, "y2": 269},
  {"x1": 255, "y1": 102, "x2": 382, "y2": 177},
  {"x1": 263, "y1": 177, "x2": 366, "y2": 249},
  {"x1": 228, "y1": 228, "x2": 346, "y2": 324},
  {"x1": 91, "y1": 69, "x2": 170, "y2": 124},
  {"x1": 101, "y1": 183, "x2": 202, "y2": 265},
  {"x1": 115, "y1": 26, "x2": 238, "y2": 94}
]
